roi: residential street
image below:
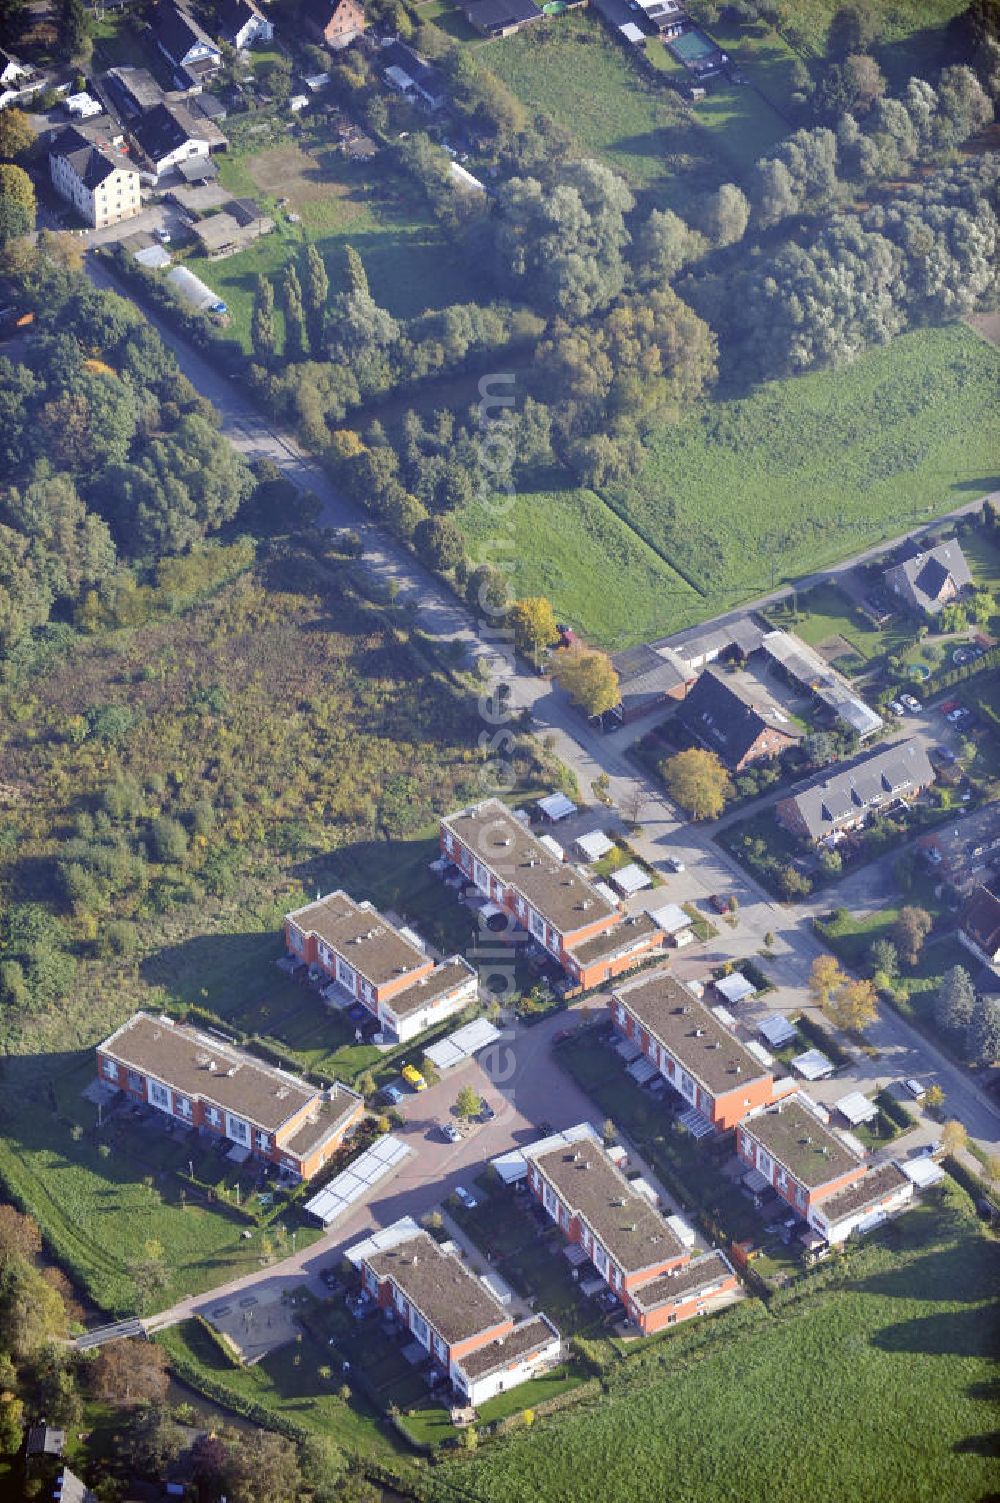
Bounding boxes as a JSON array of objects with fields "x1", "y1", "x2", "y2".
[{"x1": 84, "y1": 255, "x2": 999, "y2": 1336}]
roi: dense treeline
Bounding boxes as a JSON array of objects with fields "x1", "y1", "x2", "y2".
[{"x1": 0, "y1": 255, "x2": 256, "y2": 655}]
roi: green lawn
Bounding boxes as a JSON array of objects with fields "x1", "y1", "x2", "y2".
[
  {"x1": 194, "y1": 144, "x2": 487, "y2": 351},
  {"x1": 158, "y1": 1317, "x2": 411, "y2": 1465},
  {"x1": 458, "y1": 474, "x2": 701, "y2": 648},
  {"x1": 768, "y1": 0, "x2": 969, "y2": 76},
  {"x1": 610, "y1": 324, "x2": 1000, "y2": 611},
  {"x1": 0, "y1": 1057, "x2": 320, "y2": 1314},
  {"x1": 767, "y1": 582, "x2": 913, "y2": 676},
  {"x1": 441, "y1": 1191, "x2": 1000, "y2": 1503},
  {"x1": 486, "y1": 13, "x2": 726, "y2": 208}
]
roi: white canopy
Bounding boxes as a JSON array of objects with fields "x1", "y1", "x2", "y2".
[
  {"x1": 611, "y1": 862, "x2": 652, "y2": 896},
  {"x1": 575, "y1": 830, "x2": 614, "y2": 862},
  {"x1": 648, "y1": 903, "x2": 691, "y2": 936},
  {"x1": 537, "y1": 792, "x2": 576, "y2": 821},
  {"x1": 836, "y1": 1090, "x2": 878, "y2": 1126},
  {"x1": 792, "y1": 1048, "x2": 835, "y2": 1081},
  {"x1": 714, "y1": 972, "x2": 756, "y2": 1004},
  {"x1": 538, "y1": 833, "x2": 565, "y2": 861},
  {"x1": 758, "y1": 1014, "x2": 797, "y2": 1048}
]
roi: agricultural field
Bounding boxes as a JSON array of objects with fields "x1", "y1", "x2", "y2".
[
  {"x1": 440, "y1": 1192, "x2": 1000, "y2": 1503},
  {"x1": 610, "y1": 323, "x2": 1000, "y2": 613},
  {"x1": 194, "y1": 140, "x2": 487, "y2": 352},
  {"x1": 458, "y1": 476, "x2": 701, "y2": 647}
]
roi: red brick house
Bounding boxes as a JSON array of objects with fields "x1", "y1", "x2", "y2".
[
  {"x1": 284, "y1": 891, "x2": 477, "y2": 1044},
  {"x1": 612, "y1": 971, "x2": 786, "y2": 1131},
  {"x1": 523, "y1": 1127, "x2": 738, "y2": 1335},
  {"x1": 305, "y1": 0, "x2": 364, "y2": 48},
  {"x1": 350, "y1": 1221, "x2": 561, "y2": 1406},
  {"x1": 440, "y1": 800, "x2": 665, "y2": 989},
  {"x1": 675, "y1": 667, "x2": 798, "y2": 772},
  {"x1": 738, "y1": 1096, "x2": 865, "y2": 1214},
  {"x1": 96, "y1": 1013, "x2": 363, "y2": 1181}
]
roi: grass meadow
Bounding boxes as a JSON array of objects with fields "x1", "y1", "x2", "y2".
[
  {"x1": 441, "y1": 1192, "x2": 1000, "y2": 1503},
  {"x1": 195, "y1": 142, "x2": 486, "y2": 351},
  {"x1": 610, "y1": 323, "x2": 1000, "y2": 612},
  {"x1": 458, "y1": 474, "x2": 701, "y2": 648}
]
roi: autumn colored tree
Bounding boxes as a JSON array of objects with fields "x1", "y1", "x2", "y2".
[
  {"x1": 0, "y1": 164, "x2": 36, "y2": 247},
  {"x1": 893, "y1": 905, "x2": 933, "y2": 966},
  {"x1": 552, "y1": 646, "x2": 620, "y2": 718},
  {"x1": 0, "y1": 108, "x2": 34, "y2": 162},
  {"x1": 809, "y1": 954, "x2": 845, "y2": 1010},
  {"x1": 509, "y1": 597, "x2": 558, "y2": 663},
  {"x1": 0, "y1": 1204, "x2": 41, "y2": 1266},
  {"x1": 940, "y1": 1118, "x2": 968, "y2": 1156},
  {"x1": 662, "y1": 748, "x2": 731, "y2": 820},
  {"x1": 89, "y1": 1338, "x2": 169, "y2": 1407},
  {"x1": 825, "y1": 976, "x2": 878, "y2": 1033}
]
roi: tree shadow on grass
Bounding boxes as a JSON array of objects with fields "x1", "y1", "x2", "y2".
[{"x1": 871, "y1": 1302, "x2": 1000, "y2": 1361}]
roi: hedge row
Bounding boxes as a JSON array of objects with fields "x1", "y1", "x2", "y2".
[
  {"x1": 943, "y1": 1153, "x2": 995, "y2": 1206},
  {"x1": 192, "y1": 1312, "x2": 243, "y2": 1368},
  {"x1": 874, "y1": 1089, "x2": 917, "y2": 1132},
  {"x1": 919, "y1": 644, "x2": 1000, "y2": 700}
]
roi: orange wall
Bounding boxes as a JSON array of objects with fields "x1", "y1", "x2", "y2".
[{"x1": 631, "y1": 1270, "x2": 739, "y2": 1334}]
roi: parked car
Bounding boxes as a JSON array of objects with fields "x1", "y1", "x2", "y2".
[
  {"x1": 889, "y1": 700, "x2": 906, "y2": 716},
  {"x1": 454, "y1": 1185, "x2": 478, "y2": 1209},
  {"x1": 939, "y1": 699, "x2": 960, "y2": 715},
  {"x1": 900, "y1": 693, "x2": 921, "y2": 712},
  {"x1": 401, "y1": 1064, "x2": 427, "y2": 1091},
  {"x1": 709, "y1": 893, "x2": 731, "y2": 914},
  {"x1": 440, "y1": 1121, "x2": 462, "y2": 1144},
  {"x1": 382, "y1": 1083, "x2": 405, "y2": 1106},
  {"x1": 478, "y1": 1100, "x2": 496, "y2": 1122},
  {"x1": 903, "y1": 1078, "x2": 926, "y2": 1101},
  {"x1": 664, "y1": 856, "x2": 686, "y2": 872}
]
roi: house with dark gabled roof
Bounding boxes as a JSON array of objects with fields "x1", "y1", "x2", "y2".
[
  {"x1": 917, "y1": 802, "x2": 1000, "y2": 894},
  {"x1": 960, "y1": 885, "x2": 1000, "y2": 967},
  {"x1": 152, "y1": 0, "x2": 222, "y2": 84},
  {"x1": 675, "y1": 666, "x2": 799, "y2": 772},
  {"x1": 609, "y1": 642, "x2": 692, "y2": 725},
  {"x1": 131, "y1": 101, "x2": 215, "y2": 176},
  {"x1": 884, "y1": 539, "x2": 972, "y2": 619},
  {"x1": 48, "y1": 125, "x2": 142, "y2": 228},
  {"x1": 216, "y1": 0, "x2": 274, "y2": 49},
  {"x1": 462, "y1": 0, "x2": 542, "y2": 36},
  {"x1": 775, "y1": 738, "x2": 935, "y2": 844}
]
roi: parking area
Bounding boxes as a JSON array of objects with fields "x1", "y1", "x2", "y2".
[{"x1": 205, "y1": 1284, "x2": 304, "y2": 1364}]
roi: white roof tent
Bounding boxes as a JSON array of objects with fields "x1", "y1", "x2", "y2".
[
  {"x1": 758, "y1": 1014, "x2": 797, "y2": 1048},
  {"x1": 836, "y1": 1091, "x2": 878, "y2": 1126},
  {"x1": 537, "y1": 792, "x2": 576, "y2": 822},
  {"x1": 305, "y1": 1134, "x2": 412, "y2": 1226},
  {"x1": 423, "y1": 1017, "x2": 501, "y2": 1072},
  {"x1": 714, "y1": 972, "x2": 756, "y2": 1005},
  {"x1": 611, "y1": 862, "x2": 652, "y2": 896},
  {"x1": 574, "y1": 830, "x2": 614, "y2": 863},
  {"x1": 647, "y1": 903, "x2": 692, "y2": 937},
  {"x1": 792, "y1": 1048, "x2": 835, "y2": 1081},
  {"x1": 538, "y1": 833, "x2": 565, "y2": 862}
]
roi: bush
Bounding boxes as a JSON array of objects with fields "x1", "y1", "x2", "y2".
[
  {"x1": 874, "y1": 1089, "x2": 916, "y2": 1131},
  {"x1": 149, "y1": 816, "x2": 189, "y2": 864}
]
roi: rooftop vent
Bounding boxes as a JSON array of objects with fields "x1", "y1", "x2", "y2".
[
  {"x1": 694, "y1": 1028, "x2": 705, "y2": 1038},
  {"x1": 207, "y1": 1060, "x2": 217, "y2": 1072}
]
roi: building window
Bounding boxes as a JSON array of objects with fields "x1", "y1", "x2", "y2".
[
  {"x1": 411, "y1": 1310, "x2": 429, "y2": 1346},
  {"x1": 289, "y1": 928, "x2": 303, "y2": 953},
  {"x1": 225, "y1": 1113, "x2": 250, "y2": 1145},
  {"x1": 175, "y1": 1096, "x2": 192, "y2": 1119},
  {"x1": 679, "y1": 1071, "x2": 695, "y2": 1103},
  {"x1": 473, "y1": 859, "x2": 490, "y2": 892},
  {"x1": 148, "y1": 1080, "x2": 171, "y2": 1112},
  {"x1": 543, "y1": 1184, "x2": 558, "y2": 1219},
  {"x1": 102, "y1": 1058, "x2": 118, "y2": 1080},
  {"x1": 336, "y1": 956, "x2": 356, "y2": 992},
  {"x1": 592, "y1": 1242, "x2": 609, "y2": 1279},
  {"x1": 528, "y1": 910, "x2": 545, "y2": 942},
  {"x1": 255, "y1": 1130, "x2": 270, "y2": 1151},
  {"x1": 127, "y1": 1071, "x2": 144, "y2": 1093},
  {"x1": 795, "y1": 1185, "x2": 806, "y2": 1209},
  {"x1": 205, "y1": 1106, "x2": 221, "y2": 1127}
]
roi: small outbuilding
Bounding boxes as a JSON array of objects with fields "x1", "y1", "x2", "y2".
[
  {"x1": 611, "y1": 862, "x2": 652, "y2": 897},
  {"x1": 574, "y1": 830, "x2": 614, "y2": 863}
]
